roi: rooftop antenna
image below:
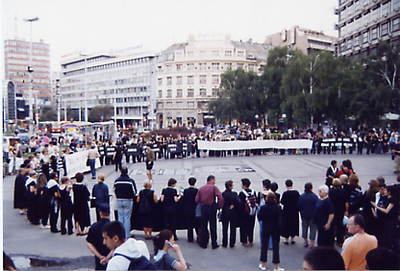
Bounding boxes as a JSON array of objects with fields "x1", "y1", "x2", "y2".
[{"x1": 14, "y1": 14, "x2": 18, "y2": 39}]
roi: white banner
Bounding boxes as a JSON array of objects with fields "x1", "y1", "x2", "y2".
[
  {"x1": 64, "y1": 150, "x2": 101, "y2": 179},
  {"x1": 197, "y1": 139, "x2": 312, "y2": 150}
]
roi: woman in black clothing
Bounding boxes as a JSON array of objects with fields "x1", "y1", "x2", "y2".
[
  {"x1": 161, "y1": 178, "x2": 182, "y2": 240},
  {"x1": 26, "y1": 171, "x2": 40, "y2": 225},
  {"x1": 59, "y1": 176, "x2": 74, "y2": 235},
  {"x1": 280, "y1": 179, "x2": 300, "y2": 245},
  {"x1": 258, "y1": 192, "x2": 284, "y2": 271},
  {"x1": 137, "y1": 180, "x2": 158, "y2": 239},
  {"x1": 220, "y1": 180, "x2": 241, "y2": 248},
  {"x1": 36, "y1": 174, "x2": 48, "y2": 227},
  {"x1": 73, "y1": 172, "x2": 91, "y2": 235},
  {"x1": 362, "y1": 180, "x2": 379, "y2": 236}
]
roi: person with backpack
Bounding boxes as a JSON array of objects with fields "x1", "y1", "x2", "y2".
[
  {"x1": 137, "y1": 180, "x2": 158, "y2": 240},
  {"x1": 280, "y1": 179, "x2": 300, "y2": 245},
  {"x1": 102, "y1": 221, "x2": 153, "y2": 271},
  {"x1": 153, "y1": 229, "x2": 187, "y2": 271},
  {"x1": 238, "y1": 178, "x2": 258, "y2": 247},
  {"x1": 345, "y1": 174, "x2": 363, "y2": 216}
]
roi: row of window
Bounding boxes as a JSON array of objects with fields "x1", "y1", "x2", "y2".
[
  {"x1": 158, "y1": 62, "x2": 252, "y2": 72},
  {"x1": 158, "y1": 101, "x2": 197, "y2": 110},
  {"x1": 174, "y1": 50, "x2": 244, "y2": 58},
  {"x1": 340, "y1": 0, "x2": 400, "y2": 21},
  {"x1": 158, "y1": 88, "x2": 218, "y2": 98},
  {"x1": 340, "y1": 2, "x2": 400, "y2": 38},
  {"x1": 339, "y1": 17, "x2": 400, "y2": 52},
  {"x1": 158, "y1": 75, "x2": 220, "y2": 86}
]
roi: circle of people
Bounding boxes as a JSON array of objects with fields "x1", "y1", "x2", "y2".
[{"x1": 13, "y1": 156, "x2": 400, "y2": 271}]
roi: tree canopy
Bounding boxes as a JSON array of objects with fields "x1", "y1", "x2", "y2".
[{"x1": 209, "y1": 41, "x2": 400, "y2": 129}]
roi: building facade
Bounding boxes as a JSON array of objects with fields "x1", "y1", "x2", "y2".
[
  {"x1": 4, "y1": 39, "x2": 51, "y2": 105},
  {"x1": 337, "y1": 0, "x2": 400, "y2": 57},
  {"x1": 60, "y1": 52, "x2": 157, "y2": 128},
  {"x1": 264, "y1": 26, "x2": 337, "y2": 55},
  {"x1": 156, "y1": 35, "x2": 273, "y2": 129}
]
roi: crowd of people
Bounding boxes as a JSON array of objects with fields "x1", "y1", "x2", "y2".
[{"x1": 8, "y1": 125, "x2": 400, "y2": 271}]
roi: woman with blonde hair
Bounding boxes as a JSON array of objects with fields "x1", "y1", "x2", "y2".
[{"x1": 137, "y1": 180, "x2": 158, "y2": 239}]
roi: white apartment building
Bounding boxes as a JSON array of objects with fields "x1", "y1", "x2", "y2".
[
  {"x1": 156, "y1": 35, "x2": 273, "y2": 129},
  {"x1": 60, "y1": 52, "x2": 157, "y2": 128},
  {"x1": 337, "y1": 0, "x2": 400, "y2": 57},
  {"x1": 264, "y1": 26, "x2": 337, "y2": 55}
]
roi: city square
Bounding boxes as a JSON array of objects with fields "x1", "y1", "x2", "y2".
[{"x1": 3, "y1": 152, "x2": 396, "y2": 270}]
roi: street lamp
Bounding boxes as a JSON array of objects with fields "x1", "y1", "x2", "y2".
[
  {"x1": 309, "y1": 53, "x2": 321, "y2": 129},
  {"x1": 24, "y1": 17, "x2": 39, "y2": 136},
  {"x1": 79, "y1": 54, "x2": 88, "y2": 122}
]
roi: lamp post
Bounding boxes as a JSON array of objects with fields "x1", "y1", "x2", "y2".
[
  {"x1": 24, "y1": 17, "x2": 39, "y2": 136},
  {"x1": 79, "y1": 54, "x2": 88, "y2": 122}
]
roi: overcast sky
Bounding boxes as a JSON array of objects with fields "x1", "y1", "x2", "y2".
[{"x1": 2, "y1": 0, "x2": 338, "y2": 75}]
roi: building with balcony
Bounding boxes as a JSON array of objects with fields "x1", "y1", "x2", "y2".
[
  {"x1": 337, "y1": 0, "x2": 400, "y2": 57},
  {"x1": 156, "y1": 34, "x2": 273, "y2": 129},
  {"x1": 264, "y1": 26, "x2": 337, "y2": 55},
  {"x1": 60, "y1": 51, "x2": 157, "y2": 128},
  {"x1": 4, "y1": 39, "x2": 51, "y2": 105}
]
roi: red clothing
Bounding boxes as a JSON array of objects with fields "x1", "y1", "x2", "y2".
[
  {"x1": 196, "y1": 182, "x2": 224, "y2": 209},
  {"x1": 337, "y1": 168, "x2": 353, "y2": 177}
]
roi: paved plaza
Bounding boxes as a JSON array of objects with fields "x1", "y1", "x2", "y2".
[{"x1": 3, "y1": 153, "x2": 396, "y2": 270}]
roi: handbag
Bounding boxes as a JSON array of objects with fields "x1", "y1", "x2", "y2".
[
  {"x1": 86, "y1": 159, "x2": 90, "y2": 167},
  {"x1": 195, "y1": 203, "x2": 202, "y2": 217}
]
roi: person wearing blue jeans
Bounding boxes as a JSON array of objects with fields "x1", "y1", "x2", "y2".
[
  {"x1": 114, "y1": 166, "x2": 137, "y2": 239},
  {"x1": 116, "y1": 198, "x2": 133, "y2": 239},
  {"x1": 87, "y1": 145, "x2": 100, "y2": 179}
]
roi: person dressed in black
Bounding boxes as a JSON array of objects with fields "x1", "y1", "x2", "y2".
[
  {"x1": 86, "y1": 204, "x2": 112, "y2": 270},
  {"x1": 113, "y1": 142, "x2": 124, "y2": 172},
  {"x1": 220, "y1": 180, "x2": 241, "y2": 248},
  {"x1": 238, "y1": 178, "x2": 257, "y2": 247},
  {"x1": 73, "y1": 172, "x2": 91, "y2": 235},
  {"x1": 258, "y1": 192, "x2": 284, "y2": 271},
  {"x1": 182, "y1": 177, "x2": 199, "y2": 243},
  {"x1": 137, "y1": 180, "x2": 158, "y2": 240},
  {"x1": 26, "y1": 171, "x2": 40, "y2": 225},
  {"x1": 328, "y1": 178, "x2": 348, "y2": 247},
  {"x1": 280, "y1": 179, "x2": 300, "y2": 245},
  {"x1": 325, "y1": 160, "x2": 338, "y2": 188},
  {"x1": 161, "y1": 178, "x2": 181, "y2": 240},
  {"x1": 59, "y1": 176, "x2": 74, "y2": 235},
  {"x1": 13, "y1": 168, "x2": 29, "y2": 215}
]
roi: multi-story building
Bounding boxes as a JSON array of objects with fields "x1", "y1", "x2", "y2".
[
  {"x1": 4, "y1": 39, "x2": 51, "y2": 105},
  {"x1": 264, "y1": 26, "x2": 337, "y2": 55},
  {"x1": 156, "y1": 35, "x2": 273, "y2": 129},
  {"x1": 337, "y1": 0, "x2": 400, "y2": 57},
  {"x1": 60, "y1": 52, "x2": 157, "y2": 128}
]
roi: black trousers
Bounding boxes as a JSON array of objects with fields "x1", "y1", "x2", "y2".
[
  {"x1": 49, "y1": 201, "x2": 59, "y2": 232},
  {"x1": 317, "y1": 225, "x2": 334, "y2": 247},
  {"x1": 260, "y1": 228, "x2": 280, "y2": 264},
  {"x1": 200, "y1": 205, "x2": 218, "y2": 248},
  {"x1": 163, "y1": 208, "x2": 177, "y2": 240},
  {"x1": 185, "y1": 211, "x2": 198, "y2": 242},
  {"x1": 332, "y1": 212, "x2": 345, "y2": 245},
  {"x1": 114, "y1": 158, "x2": 122, "y2": 171},
  {"x1": 240, "y1": 214, "x2": 256, "y2": 244},
  {"x1": 221, "y1": 210, "x2": 237, "y2": 247},
  {"x1": 60, "y1": 204, "x2": 73, "y2": 234}
]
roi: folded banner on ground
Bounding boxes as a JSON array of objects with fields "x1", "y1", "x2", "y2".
[{"x1": 197, "y1": 139, "x2": 313, "y2": 150}]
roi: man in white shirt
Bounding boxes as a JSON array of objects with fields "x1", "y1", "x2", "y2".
[{"x1": 102, "y1": 221, "x2": 152, "y2": 271}]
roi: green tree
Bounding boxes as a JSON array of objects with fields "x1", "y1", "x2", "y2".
[
  {"x1": 88, "y1": 105, "x2": 113, "y2": 122},
  {"x1": 40, "y1": 106, "x2": 57, "y2": 121}
]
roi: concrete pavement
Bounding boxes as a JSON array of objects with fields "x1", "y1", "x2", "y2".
[{"x1": 3, "y1": 152, "x2": 396, "y2": 270}]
